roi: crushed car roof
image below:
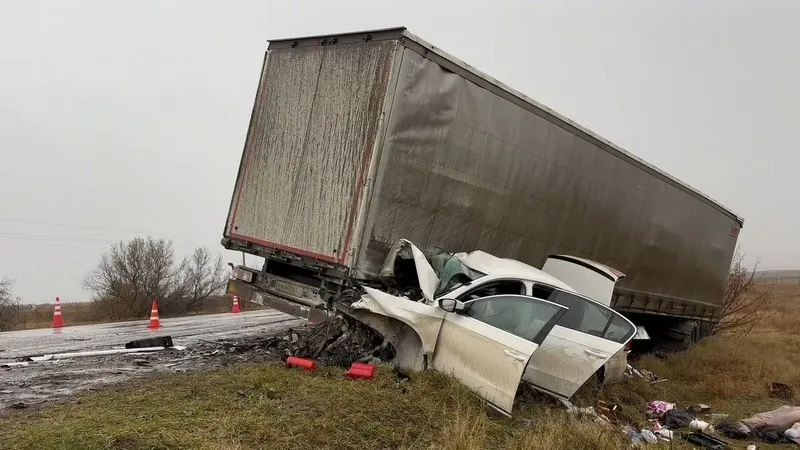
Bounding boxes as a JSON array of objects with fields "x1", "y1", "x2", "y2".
[{"x1": 458, "y1": 251, "x2": 577, "y2": 292}]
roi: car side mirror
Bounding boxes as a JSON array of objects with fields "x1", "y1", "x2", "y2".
[{"x1": 439, "y1": 298, "x2": 465, "y2": 313}]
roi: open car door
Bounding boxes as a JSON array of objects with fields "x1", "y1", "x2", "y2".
[
  {"x1": 523, "y1": 289, "x2": 636, "y2": 399},
  {"x1": 430, "y1": 295, "x2": 568, "y2": 416}
]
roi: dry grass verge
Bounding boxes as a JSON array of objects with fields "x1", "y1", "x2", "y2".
[
  {"x1": 1, "y1": 284, "x2": 798, "y2": 449},
  {"x1": 0, "y1": 365, "x2": 631, "y2": 450}
]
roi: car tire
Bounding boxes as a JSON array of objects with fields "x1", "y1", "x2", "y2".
[{"x1": 654, "y1": 320, "x2": 702, "y2": 355}]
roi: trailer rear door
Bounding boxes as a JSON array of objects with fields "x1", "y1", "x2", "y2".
[{"x1": 225, "y1": 40, "x2": 397, "y2": 265}]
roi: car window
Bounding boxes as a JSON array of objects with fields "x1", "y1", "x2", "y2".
[
  {"x1": 603, "y1": 314, "x2": 636, "y2": 344},
  {"x1": 530, "y1": 284, "x2": 556, "y2": 300},
  {"x1": 549, "y1": 291, "x2": 613, "y2": 338},
  {"x1": 464, "y1": 295, "x2": 566, "y2": 344},
  {"x1": 457, "y1": 280, "x2": 525, "y2": 302}
]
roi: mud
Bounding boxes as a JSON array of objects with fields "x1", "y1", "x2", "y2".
[{"x1": 0, "y1": 310, "x2": 304, "y2": 413}]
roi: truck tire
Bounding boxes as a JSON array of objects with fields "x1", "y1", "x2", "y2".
[{"x1": 654, "y1": 320, "x2": 699, "y2": 355}]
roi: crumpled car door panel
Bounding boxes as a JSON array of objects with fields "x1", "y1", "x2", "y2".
[
  {"x1": 431, "y1": 295, "x2": 568, "y2": 416},
  {"x1": 523, "y1": 327, "x2": 624, "y2": 399},
  {"x1": 523, "y1": 289, "x2": 634, "y2": 399}
]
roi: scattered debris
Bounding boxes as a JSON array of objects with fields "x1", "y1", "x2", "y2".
[
  {"x1": 264, "y1": 315, "x2": 394, "y2": 368},
  {"x1": 741, "y1": 405, "x2": 800, "y2": 433},
  {"x1": 684, "y1": 431, "x2": 730, "y2": 449},
  {"x1": 560, "y1": 399, "x2": 611, "y2": 425},
  {"x1": 125, "y1": 336, "x2": 174, "y2": 349},
  {"x1": 285, "y1": 356, "x2": 316, "y2": 372},
  {"x1": 0, "y1": 390, "x2": 12, "y2": 395},
  {"x1": 640, "y1": 429, "x2": 658, "y2": 444},
  {"x1": 785, "y1": 422, "x2": 800, "y2": 445},
  {"x1": 716, "y1": 420, "x2": 751, "y2": 439},
  {"x1": 27, "y1": 346, "x2": 171, "y2": 361},
  {"x1": 1, "y1": 362, "x2": 29, "y2": 369},
  {"x1": 690, "y1": 419, "x2": 713, "y2": 432},
  {"x1": 716, "y1": 406, "x2": 800, "y2": 445},
  {"x1": 134, "y1": 359, "x2": 151, "y2": 367},
  {"x1": 346, "y1": 363, "x2": 376, "y2": 380},
  {"x1": 664, "y1": 408, "x2": 695, "y2": 429},
  {"x1": 622, "y1": 425, "x2": 646, "y2": 447},
  {"x1": 10, "y1": 402, "x2": 27, "y2": 409},
  {"x1": 646, "y1": 400, "x2": 675, "y2": 419},
  {"x1": 595, "y1": 399, "x2": 618, "y2": 421},
  {"x1": 769, "y1": 382, "x2": 794, "y2": 400},
  {"x1": 654, "y1": 428, "x2": 674, "y2": 441},
  {"x1": 626, "y1": 364, "x2": 665, "y2": 384}
]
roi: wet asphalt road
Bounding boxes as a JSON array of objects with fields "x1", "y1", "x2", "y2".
[
  {"x1": 0, "y1": 309, "x2": 301, "y2": 359},
  {"x1": 0, "y1": 310, "x2": 305, "y2": 411}
]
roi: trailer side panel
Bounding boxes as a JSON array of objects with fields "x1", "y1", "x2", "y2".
[{"x1": 356, "y1": 46, "x2": 739, "y2": 307}]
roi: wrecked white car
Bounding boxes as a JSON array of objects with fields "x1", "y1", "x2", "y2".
[{"x1": 342, "y1": 240, "x2": 637, "y2": 416}]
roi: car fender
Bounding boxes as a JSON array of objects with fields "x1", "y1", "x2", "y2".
[{"x1": 351, "y1": 287, "x2": 446, "y2": 363}]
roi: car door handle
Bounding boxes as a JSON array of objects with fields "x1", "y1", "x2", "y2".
[
  {"x1": 503, "y1": 350, "x2": 527, "y2": 362},
  {"x1": 584, "y1": 349, "x2": 609, "y2": 359}
]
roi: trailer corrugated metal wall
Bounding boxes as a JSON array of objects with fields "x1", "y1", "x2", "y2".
[
  {"x1": 354, "y1": 46, "x2": 740, "y2": 307},
  {"x1": 226, "y1": 40, "x2": 397, "y2": 264}
]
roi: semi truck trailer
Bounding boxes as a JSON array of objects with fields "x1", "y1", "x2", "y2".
[{"x1": 221, "y1": 27, "x2": 743, "y2": 353}]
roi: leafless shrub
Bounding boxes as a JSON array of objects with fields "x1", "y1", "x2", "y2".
[
  {"x1": 0, "y1": 277, "x2": 21, "y2": 331},
  {"x1": 711, "y1": 248, "x2": 773, "y2": 336},
  {"x1": 84, "y1": 237, "x2": 229, "y2": 319},
  {"x1": 174, "y1": 248, "x2": 228, "y2": 313}
]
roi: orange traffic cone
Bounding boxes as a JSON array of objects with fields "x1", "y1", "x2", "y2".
[
  {"x1": 52, "y1": 296, "x2": 64, "y2": 330},
  {"x1": 148, "y1": 298, "x2": 162, "y2": 329},
  {"x1": 231, "y1": 294, "x2": 241, "y2": 314}
]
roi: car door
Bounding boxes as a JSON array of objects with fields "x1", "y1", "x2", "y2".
[
  {"x1": 523, "y1": 289, "x2": 636, "y2": 399},
  {"x1": 430, "y1": 294, "x2": 567, "y2": 416}
]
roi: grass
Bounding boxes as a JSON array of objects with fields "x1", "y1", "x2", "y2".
[
  {"x1": 0, "y1": 365, "x2": 629, "y2": 450},
  {"x1": 1, "y1": 283, "x2": 798, "y2": 449}
]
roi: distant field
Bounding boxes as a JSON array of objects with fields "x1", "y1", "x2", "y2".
[
  {"x1": 6, "y1": 296, "x2": 254, "y2": 332},
  {"x1": 755, "y1": 270, "x2": 800, "y2": 286}
]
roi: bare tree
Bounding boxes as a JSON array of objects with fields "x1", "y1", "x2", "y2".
[
  {"x1": 0, "y1": 277, "x2": 20, "y2": 331},
  {"x1": 84, "y1": 237, "x2": 183, "y2": 319},
  {"x1": 175, "y1": 248, "x2": 228, "y2": 313},
  {"x1": 711, "y1": 248, "x2": 773, "y2": 336},
  {"x1": 84, "y1": 238, "x2": 229, "y2": 319}
]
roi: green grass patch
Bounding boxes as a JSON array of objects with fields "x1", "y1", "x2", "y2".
[{"x1": 0, "y1": 364, "x2": 630, "y2": 450}]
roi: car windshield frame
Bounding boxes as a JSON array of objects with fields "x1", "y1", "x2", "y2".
[{"x1": 434, "y1": 274, "x2": 487, "y2": 299}]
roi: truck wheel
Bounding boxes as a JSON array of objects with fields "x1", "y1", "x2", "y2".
[
  {"x1": 698, "y1": 321, "x2": 714, "y2": 339},
  {"x1": 654, "y1": 320, "x2": 699, "y2": 355}
]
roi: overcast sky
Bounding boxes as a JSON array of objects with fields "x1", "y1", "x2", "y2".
[{"x1": 1, "y1": 1, "x2": 797, "y2": 303}]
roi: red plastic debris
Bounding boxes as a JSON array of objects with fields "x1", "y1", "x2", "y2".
[
  {"x1": 346, "y1": 363, "x2": 376, "y2": 379},
  {"x1": 285, "y1": 356, "x2": 316, "y2": 371}
]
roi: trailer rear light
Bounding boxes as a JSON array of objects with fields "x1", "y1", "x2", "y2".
[
  {"x1": 624, "y1": 341, "x2": 633, "y2": 352},
  {"x1": 232, "y1": 267, "x2": 254, "y2": 283}
]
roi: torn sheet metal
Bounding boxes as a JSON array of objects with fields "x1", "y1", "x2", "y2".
[
  {"x1": 380, "y1": 239, "x2": 440, "y2": 302},
  {"x1": 351, "y1": 287, "x2": 445, "y2": 363}
]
